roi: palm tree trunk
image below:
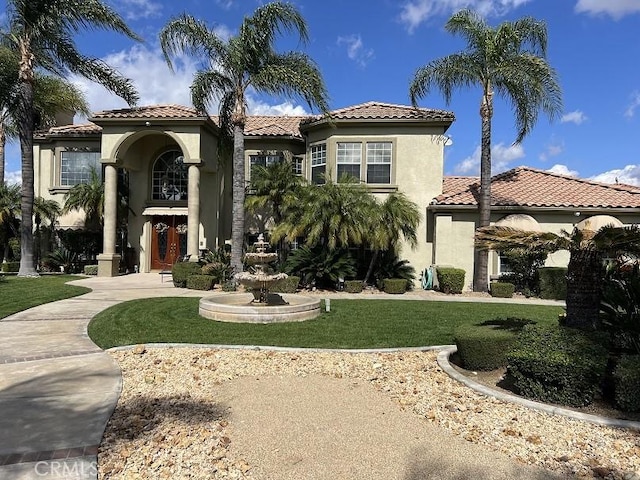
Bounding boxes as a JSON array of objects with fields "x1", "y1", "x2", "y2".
[
  {"x1": 0, "y1": 122, "x2": 5, "y2": 186},
  {"x1": 473, "y1": 89, "x2": 493, "y2": 293},
  {"x1": 230, "y1": 123, "x2": 246, "y2": 277},
  {"x1": 565, "y1": 248, "x2": 603, "y2": 330},
  {"x1": 363, "y1": 249, "x2": 379, "y2": 285}
]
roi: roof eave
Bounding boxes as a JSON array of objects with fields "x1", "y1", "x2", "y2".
[
  {"x1": 300, "y1": 116, "x2": 455, "y2": 131},
  {"x1": 429, "y1": 204, "x2": 640, "y2": 214}
]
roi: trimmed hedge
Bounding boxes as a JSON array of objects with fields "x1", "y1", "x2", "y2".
[
  {"x1": 490, "y1": 282, "x2": 515, "y2": 298},
  {"x1": 383, "y1": 278, "x2": 407, "y2": 294},
  {"x1": 171, "y1": 262, "x2": 203, "y2": 288},
  {"x1": 83, "y1": 265, "x2": 98, "y2": 276},
  {"x1": 344, "y1": 280, "x2": 363, "y2": 293},
  {"x1": 613, "y1": 355, "x2": 640, "y2": 412},
  {"x1": 186, "y1": 274, "x2": 214, "y2": 291},
  {"x1": 436, "y1": 267, "x2": 465, "y2": 294},
  {"x1": 454, "y1": 317, "x2": 534, "y2": 371},
  {"x1": 270, "y1": 275, "x2": 300, "y2": 293},
  {"x1": 538, "y1": 267, "x2": 567, "y2": 300},
  {"x1": 1, "y1": 261, "x2": 19, "y2": 273},
  {"x1": 506, "y1": 324, "x2": 609, "y2": 407}
]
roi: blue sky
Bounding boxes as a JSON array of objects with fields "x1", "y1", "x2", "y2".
[{"x1": 2, "y1": 0, "x2": 640, "y2": 186}]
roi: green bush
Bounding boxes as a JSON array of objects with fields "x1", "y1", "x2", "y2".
[
  {"x1": 1, "y1": 261, "x2": 19, "y2": 273},
  {"x1": 538, "y1": 267, "x2": 567, "y2": 300},
  {"x1": 186, "y1": 274, "x2": 214, "y2": 291},
  {"x1": 506, "y1": 324, "x2": 609, "y2": 407},
  {"x1": 498, "y1": 248, "x2": 547, "y2": 295},
  {"x1": 436, "y1": 267, "x2": 465, "y2": 294},
  {"x1": 222, "y1": 280, "x2": 237, "y2": 292},
  {"x1": 613, "y1": 355, "x2": 640, "y2": 412},
  {"x1": 171, "y1": 262, "x2": 203, "y2": 288},
  {"x1": 454, "y1": 318, "x2": 535, "y2": 371},
  {"x1": 490, "y1": 282, "x2": 515, "y2": 298},
  {"x1": 344, "y1": 280, "x2": 363, "y2": 293},
  {"x1": 382, "y1": 278, "x2": 407, "y2": 294},
  {"x1": 373, "y1": 251, "x2": 415, "y2": 290},
  {"x1": 601, "y1": 263, "x2": 640, "y2": 354},
  {"x1": 83, "y1": 265, "x2": 98, "y2": 276},
  {"x1": 284, "y1": 246, "x2": 356, "y2": 289},
  {"x1": 270, "y1": 276, "x2": 300, "y2": 293}
]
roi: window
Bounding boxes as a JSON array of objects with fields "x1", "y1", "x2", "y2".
[
  {"x1": 292, "y1": 156, "x2": 303, "y2": 176},
  {"x1": 249, "y1": 154, "x2": 283, "y2": 170},
  {"x1": 152, "y1": 150, "x2": 188, "y2": 201},
  {"x1": 498, "y1": 252, "x2": 513, "y2": 275},
  {"x1": 310, "y1": 143, "x2": 326, "y2": 184},
  {"x1": 60, "y1": 151, "x2": 101, "y2": 186},
  {"x1": 366, "y1": 142, "x2": 392, "y2": 184},
  {"x1": 336, "y1": 142, "x2": 361, "y2": 180}
]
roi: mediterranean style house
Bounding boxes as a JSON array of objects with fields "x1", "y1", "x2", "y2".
[{"x1": 33, "y1": 101, "x2": 640, "y2": 289}]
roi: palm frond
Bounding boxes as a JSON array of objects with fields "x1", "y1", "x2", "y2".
[{"x1": 475, "y1": 225, "x2": 567, "y2": 253}]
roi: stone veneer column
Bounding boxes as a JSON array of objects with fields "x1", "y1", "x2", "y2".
[
  {"x1": 187, "y1": 164, "x2": 200, "y2": 261},
  {"x1": 97, "y1": 163, "x2": 121, "y2": 276}
]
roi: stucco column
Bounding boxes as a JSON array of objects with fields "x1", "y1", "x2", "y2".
[
  {"x1": 97, "y1": 163, "x2": 121, "y2": 276},
  {"x1": 187, "y1": 163, "x2": 200, "y2": 261}
]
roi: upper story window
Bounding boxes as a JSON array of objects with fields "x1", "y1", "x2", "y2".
[
  {"x1": 366, "y1": 142, "x2": 392, "y2": 184},
  {"x1": 152, "y1": 150, "x2": 188, "y2": 201},
  {"x1": 250, "y1": 154, "x2": 283, "y2": 170},
  {"x1": 310, "y1": 143, "x2": 326, "y2": 185},
  {"x1": 292, "y1": 156, "x2": 303, "y2": 176},
  {"x1": 336, "y1": 142, "x2": 361, "y2": 180},
  {"x1": 60, "y1": 150, "x2": 101, "y2": 186}
]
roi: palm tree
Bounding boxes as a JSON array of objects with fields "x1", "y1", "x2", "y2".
[
  {"x1": 33, "y1": 196, "x2": 61, "y2": 265},
  {"x1": 245, "y1": 158, "x2": 305, "y2": 262},
  {"x1": 272, "y1": 175, "x2": 376, "y2": 251},
  {"x1": 2, "y1": 0, "x2": 140, "y2": 276},
  {"x1": 0, "y1": 182, "x2": 20, "y2": 262},
  {"x1": 363, "y1": 192, "x2": 420, "y2": 285},
  {"x1": 159, "y1": 2, "x2": 330, "y2": 275},
  {"x1": 63, "y1": 166, "x2": 104, "y2": 232},
  {"x1": 475, "y1": 225, "x2": 640, "y2": 330},
  {"x1": 409, "y1": 9, "x2": 562, "y2": 292}
]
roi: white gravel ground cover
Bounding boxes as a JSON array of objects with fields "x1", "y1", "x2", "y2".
[{"x1": 98, "y1": 348, "x2": 640, "y2": 480}]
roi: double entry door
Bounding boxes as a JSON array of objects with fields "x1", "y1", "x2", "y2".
[{"x1": 150, "y1": 215, "x2": 188, "y2": 270}]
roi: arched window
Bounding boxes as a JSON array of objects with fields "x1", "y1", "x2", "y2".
[{"x1": 152, "y1": 150, "x2": 188, "y2": 201}]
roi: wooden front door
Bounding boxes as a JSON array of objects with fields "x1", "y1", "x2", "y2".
[{"x1": 151, "y1": 215, "x2": 188, "y2": 270}]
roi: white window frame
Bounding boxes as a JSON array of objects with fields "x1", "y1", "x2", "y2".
[
  {"x1": 336, "y1": 142, "x2": 362, "y2": 180},
  {"x1": 366, "y1": 142, "x2": 392, "y2": 184},
  {"x1": 60, "y1": 150, "x2": 101, "y2": 186},
  {"x1": 310, "y1": 143, "x2": 327, "y2": 184}
]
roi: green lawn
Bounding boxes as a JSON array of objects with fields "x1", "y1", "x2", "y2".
[
  {"x1": 88, "y1": 297, "x2": 563, "y2": 349},
  {"x1": 0, "y1": 274, "x2": 90, "y2": 319}
]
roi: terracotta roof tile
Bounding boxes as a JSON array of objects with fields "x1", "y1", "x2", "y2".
[
  {"x1": 91, "y1": 104, "x2": 202, "y2": 119},
  {"x1": 243, "y1": 116, "x2": 308, "y2": 137},
  {"x1": 303, "y1": 101, "x2": 455, "y2": 124},
  {"x1": 435, "y1": 166, "x2": 640, "y2": 209},
  {"x1": 36, "y1": 122, "x2": 102, "y2": 137}
]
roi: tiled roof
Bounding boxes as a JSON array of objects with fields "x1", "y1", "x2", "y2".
[
  {"x1": 303, "y1": 101, "x2": 455, "y2": 124},
  {"x1": 243, "y1": 116, "x2": 308, "y2": 138},
  {"x1": 91, "y1": 104, "x2": 203, "y2": 119},
  {"x1": 36, "y1": 123, "x2": 102, "y2": 137},
  {"x1": 435, "y1": 166, "x2": 640, "y2": 209}
]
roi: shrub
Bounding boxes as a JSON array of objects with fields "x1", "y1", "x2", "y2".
[
  {"x1": 201, "y1": 247, "x2": 233, "y2": 284},
  {"x1": 498, "y1": 248, "x2": 547, "y2": 295},
  {"x1": 186, "y1": 274, "x2": 214, "y2": 291},
  {"x1": 284, "y1": 246, "x2": 356, "y2": 289},
  {"x1": 270, "y1": 275, "x2": 300, "y2": 293},
  {"x1": 222, "y1": 280, "x2": 237, "y2": 292},
  {"x1": 344, "y1": 280, "x2": 363, "y2": 293},
  {"x1": 373, "y1": 251, "x2": 415, "y2": 290},
  {"x1": 506, "y1": 324, "x2": 609, "y2": 407},
  {"x1": 490, "y1": 282, "x2": 515, "y2": 298},
  {"x1": 538, "y1": 267, "x2": 567, "y2": 300},
  {"x1": 171, "y1": 261, "x2": 203, "y2": 288},
  {"x1": 382, "y1": 278, "x2": 407, "y2": 294},
  {"x1": 44, "y1": 248, "x2": 78, "y2": 273},
  {"x1": 436, "y1": 267, "x2": 465, "y2": 294},
  {"x1": 600, "y1": 263, "x2": 640, "y2": 354},
  {"x1": 83, "y1": 265, "x2": 98, "y2": 276},
  {"x1": 1, "y1": 261, "x2": 19, "y2": 273},
  {"x1": 613, "y1": 355, "x2": 640, "y2": 412},
  {"x1": 454, "y1": 318, "x2": 535, "y2": 371}
]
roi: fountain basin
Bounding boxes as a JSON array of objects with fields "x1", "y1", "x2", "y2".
[{"x1": 199, "y1": 293, "x2": 321, "y2": 323}]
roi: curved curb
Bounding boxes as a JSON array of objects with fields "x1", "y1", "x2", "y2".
[
  {"x1": 437, "y1": 346, "x2": 640, "y2": 431},
  {"x1": 107, "y1": 343, "x2": 453, "y2": 354}
]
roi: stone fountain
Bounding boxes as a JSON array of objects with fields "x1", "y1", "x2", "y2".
[{"x1": 199, "y1": 234, "x2": 320, "y2": 323}]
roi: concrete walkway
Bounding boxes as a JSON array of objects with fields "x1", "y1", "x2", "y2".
[{"x1": 0, "y1": 274, "x2": 565, "y2": 479}]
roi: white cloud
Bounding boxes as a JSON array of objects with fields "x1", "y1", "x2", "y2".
[
  {"x1": 337, "y1": 35, "x2": 375, "y2": 67},
  {"x1": 624, "y1": 91, "x2": 640, "y2": 118},
  {"x1": 454, "y1": 142, "x2": 525, "y2": 175},
  {"x1": 575, "y1": 0, "x2": 640, "y2": 19},
  {"x1": 215, "y1": 0, "x2": 236, "y2": 10},
  {"x1": 70, "y1": 45, "x2": 198, "y2": 116},
  {"x1": 560, "y1": 110, "x2": 588, "y2": 125},
  {"x1": 547, "y1": 164, "x2": 579, "y2": 177},
  {"x1": 5, "y1": 170, "x2": 21, "y2": 185},
  {"x1": 539, "y1": 141, "x2": 564, "y2": 161},
  {"x1": 247, "y1": 98, "x2": 309, "y2": 116},
  {"x1": 589, "y1": 165, "x2": 640, "y2": 186},
  {"x1": 109, "y1": 0, "x2": 162, "y2": 20},
  {"x1": 399, "y1": 0, "x2": 531, "y2": 33}
]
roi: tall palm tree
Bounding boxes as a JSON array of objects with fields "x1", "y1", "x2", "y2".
[
  {"x1": 363, "y1": 192, "x2": 420, "y2": 285},
  {"x1": 2, "y1": 0, "x2": 140, "y2": 276},
  {"x1": 160, "y1": 2, "x2": 330, "y2": 275},
  {"x1": 272, "y1": 175, "x2": 376, "y2": 251},
  {"x1": 409, "y1": 9, "x2": 562, "y2": 292},
  {"x1": 63, "y1": 166, "x2": 104, "y2": 232},
  {"x1": 33, "y1": 196, "x2": 61, "y2": 265},
  {"x1": 245, "y1": 158, "x2": 305, "y2": 262},
  {"x1": 475, "y1": 225, "x2": 640, "y2": 330},
  {"x1": 0, "y1": 182, "x2": 20, "y2": 262}
]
